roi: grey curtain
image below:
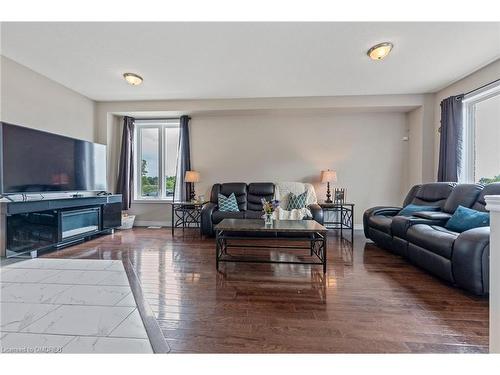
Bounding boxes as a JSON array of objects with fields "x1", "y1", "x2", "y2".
[
  {"x1": 174, "y1": 115, "x2": 192, "y2": 201},
  {"x1": 437, "y1": 95, "x2": 463, "y2": 182},
  {"x1": 116, "y1": 116, "x2": 135, "y2": 210}
]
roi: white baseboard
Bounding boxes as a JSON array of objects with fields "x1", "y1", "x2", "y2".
[
  {"x1": 133, "y1": 221, "x2": 363, "y2": 230},
  {"x1": 134, "y1": 220, "x2": 171, "y2": 227},
  {"x1": 328, "y1": 224, "x2": 363, "y2": 230}
]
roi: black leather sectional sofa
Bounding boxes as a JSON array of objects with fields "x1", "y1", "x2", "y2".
[
  {"x1": 201, "y1": 182, "x2": 324, "y2": 237},
  {"x1": 363, "y1": 182, "x2": 500, "y2": 295}
]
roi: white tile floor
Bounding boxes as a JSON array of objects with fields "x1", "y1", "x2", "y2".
[{"x1": 0, "y1": 258, "x2": 152, "y2": 354}]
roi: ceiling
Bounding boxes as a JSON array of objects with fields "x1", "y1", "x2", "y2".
[{"x1": 1, "y1": 22, "x2": 499, "y2": 101}]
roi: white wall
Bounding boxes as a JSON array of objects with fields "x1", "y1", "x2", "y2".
[
  {"x1": 0, "y1": 56, "x2": 96, "y2": 141},
  {"x1": 433, "y1": 59, "x2": 500, "y2": 177}
]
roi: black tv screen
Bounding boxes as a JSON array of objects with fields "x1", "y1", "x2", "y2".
[{"x1": 0, "y1": 122, "x2": 107, "y2": 194}]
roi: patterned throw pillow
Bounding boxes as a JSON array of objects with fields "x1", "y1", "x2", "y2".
[
  {"x1": 218, "y1": 193, "x2": 240, "y2": 212},
  {"x1": 287, "y1": 191, "x2": 307, "y2": 210}
]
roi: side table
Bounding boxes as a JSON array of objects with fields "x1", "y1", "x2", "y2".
[
  {"x1": 318, "y1": 202, "x2": 355, "y2": 242},
  {"x1": 169, "y1": 201, "x2": 206, "y2": 236}
]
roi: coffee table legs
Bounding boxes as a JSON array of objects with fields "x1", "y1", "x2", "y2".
[
  {"x1": 215, "y1": 230, "x2": 227, "y2": 271},
  {"x1": 216, "y1": 230, "x2": 220, "y2": 271},
  {"x1": 312, "y1": 233, "x2": 327, "y2": 273},
  {"x1": 322, "y1": 234, "x2": 327, "y2": 273},
  {"x1": 216, "y1": 231, "x2": 327, "y2": 273}
]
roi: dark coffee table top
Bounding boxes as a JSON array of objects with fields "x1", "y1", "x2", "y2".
[{"x1": 215, "y1": 219, "x2": 327, "y2": 233}]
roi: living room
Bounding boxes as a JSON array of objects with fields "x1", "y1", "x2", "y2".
[{"x1": 1, "y1": 0, "x2": 500, "y2": 372}]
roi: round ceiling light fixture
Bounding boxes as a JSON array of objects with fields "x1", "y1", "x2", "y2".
[
  {"x1": 367, "y1": 42, "x2": 393, "y2": 60},
  {"x1": 123, "y1": 72, "x2": 143, "y2": 86}
]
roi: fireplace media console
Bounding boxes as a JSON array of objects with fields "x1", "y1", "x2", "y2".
[{"x1": 0, "y1": 195, "x2": 122, "y2": 258}]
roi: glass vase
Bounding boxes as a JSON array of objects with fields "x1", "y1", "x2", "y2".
[{"x1": 264, "y1": 213, "x2": 273, "y2": 225}]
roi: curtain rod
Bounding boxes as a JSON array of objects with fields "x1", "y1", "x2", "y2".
[
  {"x1": 463, "y1": 78, "x2": 500, "y2": 97},
  {"x1": 133, "y1": 117, "x2": 191, "y2": 121}
]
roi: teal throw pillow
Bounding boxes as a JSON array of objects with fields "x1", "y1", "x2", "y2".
[
  {"x1": 445, "y1": 205, "x2": 489, "y2": 233},
  {"x1": 398, "y1": 204, "x2": 440, "y2": 217},
  {"x1": 287, "y1": 191, "x2": 308, "y2": 210},
  {"x1": 218, "y1": 193, "x2": 240, "y2": 212}
]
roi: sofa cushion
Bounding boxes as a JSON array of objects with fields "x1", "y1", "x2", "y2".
[
  {"x1": 411, "y1": 182, "x2": 455, "y2": 208},
  {"x1": 367, "y1": 215, "x2": 392, "y2": 235},
  {"x1": 217, "y1": 183, "x2": 248, "y2": 211},
  {"x1": 212, "y1": 210, "x2": 245, "y2": 224},
  {"x1": 406, "y1": 224, "x2": 459, "y2": 259},
  {"x1": 245, "y1": 210, "x2": 264, "y2": 219},
  {"x1": 398, "y1": 204, "x2": 440, "y2": 217},
  {"x1": 445, "y1": 205, "x2": 490, "y2": 233},
  {"x1": 218, "y1": 193, "x2": 240, "y2": 212},
  {"x1": 471, "y1": 182, "x2": 500, "y2": 212},
  {"x1": 247, "y1": 183, "x2": 274, "y2": 211},
  {"x1": 442, "y1": 184, "x2": 482, "y2": 214}
]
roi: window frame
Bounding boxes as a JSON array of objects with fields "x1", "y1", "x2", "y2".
[
  {"x1": 461, "y1": 81, "x2": 500, "y2": 183},
  {"x1": 133, "y1": 119, "x2": 180, "y2": 203}
]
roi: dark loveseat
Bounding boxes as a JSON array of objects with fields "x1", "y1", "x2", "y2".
[
  {"x1": 363, "y1": 182, "x2": 500, "y2": 295},
  {"x1": 201, "y1": 182, "x2": 323, "y2": 237}
]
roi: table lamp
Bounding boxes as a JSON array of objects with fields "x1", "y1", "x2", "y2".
[
  {"x1": 184, "y1": 170, "x2": 200, "y2": 202},
  {"x1": 320, "y1": 169, "x2": 337, "y2": 203}
]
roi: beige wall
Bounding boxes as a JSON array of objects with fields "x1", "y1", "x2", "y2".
[
  {"x1": 0, "y1": 56, "x2": 96, "y2": 141},
  {"x1": 475, "y1": 95, "x2": 500, "y2": 181},
  {"x1": 192, "y1": 111, "x2": 408, "y2": 226},
  {"x1": 405, "y1": 94, "x2": 436, "y2": 190},
  {"x1": 433, "y1": 59, "x2": 500, "y2": 178},
  {"x1": 106, "y1": 108, "x2": 411, "y2": 226}
]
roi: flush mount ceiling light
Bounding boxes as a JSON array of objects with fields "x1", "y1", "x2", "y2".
[
  {"x1": 367, "y1": 42, "x2": 394, "y2": 60},
  {"x1": 123, "y1": 72, "x2": 143, "y2": 86}
]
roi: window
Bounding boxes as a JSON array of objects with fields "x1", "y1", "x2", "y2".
[
  {"x1": 462, "y1": 81, "x2": 500, "y2": 184},
  {"x1": 134, "y1": 119, "x2": 180, "y2": 201}
]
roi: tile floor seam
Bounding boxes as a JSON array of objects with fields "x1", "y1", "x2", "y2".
[
  {"x1": 106, "y1": 307, "x2": 139, "y2": 338},
  {"x1": 1, "y1": 303, "x2": 64, "y2": 333},
  {"x1": 113, "y1": 291, "x2": 134, "y2": 306}
]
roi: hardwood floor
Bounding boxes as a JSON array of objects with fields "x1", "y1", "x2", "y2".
[{"x1": 41, "y1": 228, "x2": 489, "y2": 353}]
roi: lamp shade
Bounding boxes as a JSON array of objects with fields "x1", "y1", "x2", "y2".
[
  {"x1": 184, "y1": 170, "x2": 200, "y2": 183},
  {"x1": 320, "y1": 170, "x2": 337, "y2": 183}
]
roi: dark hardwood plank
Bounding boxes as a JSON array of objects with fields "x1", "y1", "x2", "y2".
[{"x1": 41, "y1": 227, "x2": 489, "y2": 353}]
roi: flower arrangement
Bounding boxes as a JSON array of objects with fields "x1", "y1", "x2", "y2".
[
  {"x1": 261, "y1": 198, "x2": 280, "y2": 215},
  {"x1": 261, "y1": 198, "x2": 279, "y2": 225}
]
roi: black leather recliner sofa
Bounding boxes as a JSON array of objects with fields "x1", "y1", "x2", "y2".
[
  {"x1": 201, "y1": 182, "x2": 323, "y2": 237},
  {"x1": 363, "y1": 182, "x2": 500, "y2": 295}
]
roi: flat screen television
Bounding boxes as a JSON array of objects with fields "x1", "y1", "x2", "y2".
[{"x1": 0, "y1": 122, "x2": 107, "y2": 194}]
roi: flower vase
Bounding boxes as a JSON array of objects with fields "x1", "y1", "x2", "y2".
[{"x1": 264, "y1": 213, "x2": 273, "y2": 226}]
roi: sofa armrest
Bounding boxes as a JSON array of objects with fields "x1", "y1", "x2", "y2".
[
  {"x1": 363, "y1": 206, "x2": 401, "y2": 238},
  {"x1": 391, "y1": 215, "x2": 450, "y2": 239},
  {"x1": 413, "y1": 211, "x2": 452, "y2": 221},
  {"x1": 201, "y1": 202, "x2": 218, "y2": 237},
  {"x1": 308, "y1": 203, "x2": 324, "y2": 225},
  {"x1": 453, "y1": 227, "x2": 490, "y2": 295},
  {"x1": 365, "y1": 206, "x2": 402, "y2": 217}
]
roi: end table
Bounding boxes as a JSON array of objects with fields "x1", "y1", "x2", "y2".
[
  {"x1": 169, "y1": 201, "x2": 206, "y2": 236},
  {"x1": 318, "y1": 202, "x2": 355, "y2": 242}
]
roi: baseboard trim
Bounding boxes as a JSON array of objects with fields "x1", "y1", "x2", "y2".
[
  {"x1": 134, "y1": 220, "x2": 171, "y2": 227},
  {"x1": 133, "y1": 220, "x2": 363, "y2": 229}
]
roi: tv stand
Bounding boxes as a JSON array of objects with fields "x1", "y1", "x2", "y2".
[{"x1": 0, "y1": 194, "x2": 122, "y2": 258}]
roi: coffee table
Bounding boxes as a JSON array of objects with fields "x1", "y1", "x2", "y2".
[{"x1": 214, "y1": 219, "x2": 328, "y2": 273}]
